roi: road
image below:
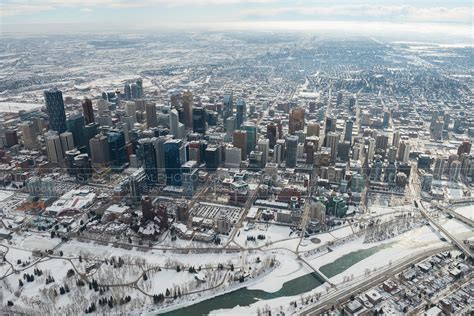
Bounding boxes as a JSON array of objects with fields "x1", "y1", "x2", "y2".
[
  {"x1": 299, "y1": 245, "x2": 454, "y2": 315},
  {"x1": 418, "y1": 200, "x2": 472, "y2": 260},
  {"x1": 430, "y1": 201, "x2": 474, "y2": 227}
]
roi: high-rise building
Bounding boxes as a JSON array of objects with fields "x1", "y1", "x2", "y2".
[
  {"x1": 457, "y1": 140, "x2": 472, "y2": 157},
  {"x1": 289, "y1": 107, "x2": 305, "y2": 134},
  {"x1": 249, "y1": 151, "x2": 264, "y2": 171},
  {"x1": 225, "y1": 146, "x2": 242, "y2": 168},
  {"x1": 392, "y1": 130, "x2": 401, "y2": 148},
  {"x1": 182, "y1": 91, "x2": 193, "y2": 129},
  {"x1": 175, "y1": 200, "x2": 189, "y2": 223},
  {"x1": 135, "y1": 99, "x2": 146, "y2": 112},
  {"x1": 307, "y1": 121, "x2": 320, "y2": 137},
  {"x1": 131, "y1": 83, "x2": 139, "y2": 99},
  {"x1": 59, "y1": 132, "x2": 74, "y2": 153},
  {"x1": 82, "y1": 98, "x2": 95, "y2": 124},
  {"x1": 44, "y1": 89, "x2": 67, "y2": 133},
  {"x1": 223, "y1": 92, "x2": 233, "y2": 122},
  {"x1": 344, "y1": 120, "x2": 353, "y2": 144},
  {"x1": 387, "y1": 146, "x2": 397, "y2": 164},
  {"x1": 97, "y1": 99, "x2": 110, "y2": 116},
  {"x1": 336, "y1": 91, "x2": 343, "y2": 107},
  {"x1": 449, "y1": 160, "x2": 461, "y2": 181},
  {"x1": 192, "y1": 107, "x2": 207, "y2": 134},
  {"x1": 397, "y1": 141, "x2": 410, "y2": 163},
  {"x1": 350, "y1": 142, "x2": 360, "y2": 161},
  {"x1": 124, "y1": 84, "x2": 132, "y2": 100},
  {"x1": 45, "y1": 131, "x2": 64, "y2": 164},
  {"x1": 266, "y1": 123, "x2": 278, "y2": 148},
  {"x1": 324, "y1": 116, "x2": 337, "y2": 135},
  {"x1": 367, "y1": 137, "x2": 376, "y2": 161},
  {"x1": 236, "y1": 98, "x2": 246, "y2": 129},
  {"x1": 66, "y1": 113, "x2": 86, "y2": 150},
  {"x1": 169, "y1": 109, "x2": 180, "y2": 138},
  {"x1": 137, "y1": 138, "x2": 158, "y2": 185},
  {"x1": 257, "y1": 138, "x2": 269, "y2": 165},
  {"x1": 433, "y1": 157, "x2": 445, "y2": 180},
  {"x1": 205, "y1": 146, "x2": 220, "y2": 171},
  {"x1": 273, "y1": 142, "x2": 283, "y2": 164},
  {"x1": 83, "y1": 123, "x2": 99, "y2": 154},
  {"x1": 348, "y1": 96, "x2": 356, "y2": 111},
  {"x1": 89, "y1": 134, "x2": 110, "y2": 167},
  {"x1": 225, "y1": 116, "x2": 236, "y2": 142},
  {"x1": 21, "y1": 121, "x2": 37, "y2": 149},
  {"x1": 164, "y1": 139, "x2": 186, "y2": 186},
  {"x1": 375, "y1": 134, "x2": 389, "y2": 152},
  {"x1": 107, "y1": 131, "x2": 127, "y2": 169},
  {"x1": 233, "y1": 130, "x2": 247, "y2": 160},
  {"x1": 326, "y1": 132, "x2": 340, "y2": 161},
  {"x1": 130, "y1": 168, "x2": 147, "y2": 203},
  {"x1": 136, "y1": 79, "x2": 143, "y2": 98},
  {"x1": 337, "y1": 141, "x2": 350, "y2": 162},
  {"x1": 145, "y1": 102, "x2": 158, "y2": 128},
  {"x1": 125, "y1": 102, "x2": 137, "y2": 122},
  {"x1": 285, "y1": 135, "x2": 298, "y2": 168},
  {"x1": 242, "y1": 123, "x2": 257, "y2": 157},
  {"x1": 74, "y1": 154, "x2": 92, "y2": 183},
  {"x1": 182, "y1": 160, "x2": 198, "y2": 196},
  {"x1": 4, "y1": 129, "x2": 18, "y2": 147},
  {"x1": 65, "y1": 149, "x2": 80, "y2": 175}
]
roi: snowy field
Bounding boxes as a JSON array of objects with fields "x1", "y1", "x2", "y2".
[
  {"x1": 452, "y1": 205, "x2": 473, "y2": 220},
  {"x1": 208, "y1": 215, "x2": 474, "y2": 316},
  {"x1": 0, "y1": 102, "x2": 43, "y2": 113}
]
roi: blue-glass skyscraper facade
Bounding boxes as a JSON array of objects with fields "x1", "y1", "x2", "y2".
[
  {"x1": 242, "y1": 123, "x2": 257, "y2": 156},
  {"x1": 137, "y1": 138, "x2": 158, "y2": 185},
  {"x1": 44, "y1": 89, "x2": 67, "y2": 133},
  {"x1": 164, "y1": 139, "x2": 186, "y2": 186},
  {"x1": 108, "y1": 131, "x2": 127, "y2": 169},
  {"x1": 236, "y1": 98, "x2": 246, "y2": 128},
  {"x1": 66, "y1": 113, "x2": 86, "y2": 150},
  {"x1": 192, "y1": 107, "x2": 207, "y2": 134}
]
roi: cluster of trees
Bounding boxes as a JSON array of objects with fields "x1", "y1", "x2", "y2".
[
  {"x1": 153, "y1": 293, "x2": 165, "y2": 303},
  {"x1": 364, "y1": 215, "x2": 420, "y2": 243},
  {"x1": 45, "y1": 275, "x2": 55, "y2": 285},
  {"x1": 59, "y1": 284, "x2": 70, "y2": 295},
  {"x1": 84, "y1": 302, "x2": 96, "y2": 314},
  {"x1": 109, "y1": 256, "x2": 125, "y2": 269},
  {"x1": 246, "y1": 235, "x2": 266, "y2": 241},
  {"x1": 23, "y1": 273, "x2": 35, "y2": 283},
  {"x1": 17, "y1": 259, "x2": 31, "y2": 267}
]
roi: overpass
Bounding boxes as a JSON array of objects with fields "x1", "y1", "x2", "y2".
[
  {"x1": 419, "y1": 201, "x2": 473, "y2": 260},
  {"x1": 300, "y1": 246, "x2": 454, "y2": 315},
  {"x1": 431, "y1": 202, "x2": 474, "y2": 228}
]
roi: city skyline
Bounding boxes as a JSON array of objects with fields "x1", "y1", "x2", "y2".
[{"x1": 1, "y1": 0, "x2": 472, "y2": 41}]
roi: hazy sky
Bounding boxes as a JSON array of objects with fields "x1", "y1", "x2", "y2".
[{"x1": 1, "y1": 0, "x2": 472, "y2": 38}]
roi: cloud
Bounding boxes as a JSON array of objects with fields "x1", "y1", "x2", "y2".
[
  {"x1": 0, "y1": 0, "x2": 274, "y2": 16},
  {"x1": 243, "y1": 4, "x2": 473, "y2": 24}
]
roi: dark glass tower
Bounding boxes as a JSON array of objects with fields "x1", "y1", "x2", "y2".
[
  {"x1": 82, "y1": 98, "x2": 95, "y2": 124},
  {"x1": 44, "y1": 89, "x2": 67, "y2": 133},
  {"x1": 137, "y1": 138, "x2": 158, "y2": 185},
  {"x1": 192, "y1": 107, "x2": 207, "y2": 134},
  {"x1": 108, "y1": 131, "x2": 127, "y2": 169},
  {"x1": 164, "y1": 139, "x2": 184, "y2": 186},
  {"x1": 66, "y1": 113, "x2": 86, "y2": 150},
  {"x1": 236, "y1": 98, "x2": 246, "y2": 129}
]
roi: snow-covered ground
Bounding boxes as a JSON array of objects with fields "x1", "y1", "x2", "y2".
[
  {"x1": 452, "y1": 205, "x2": 473, "y2": 220},
  {"x1": 209, "y1": 215, "x2": 474, "y2": 316}
]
